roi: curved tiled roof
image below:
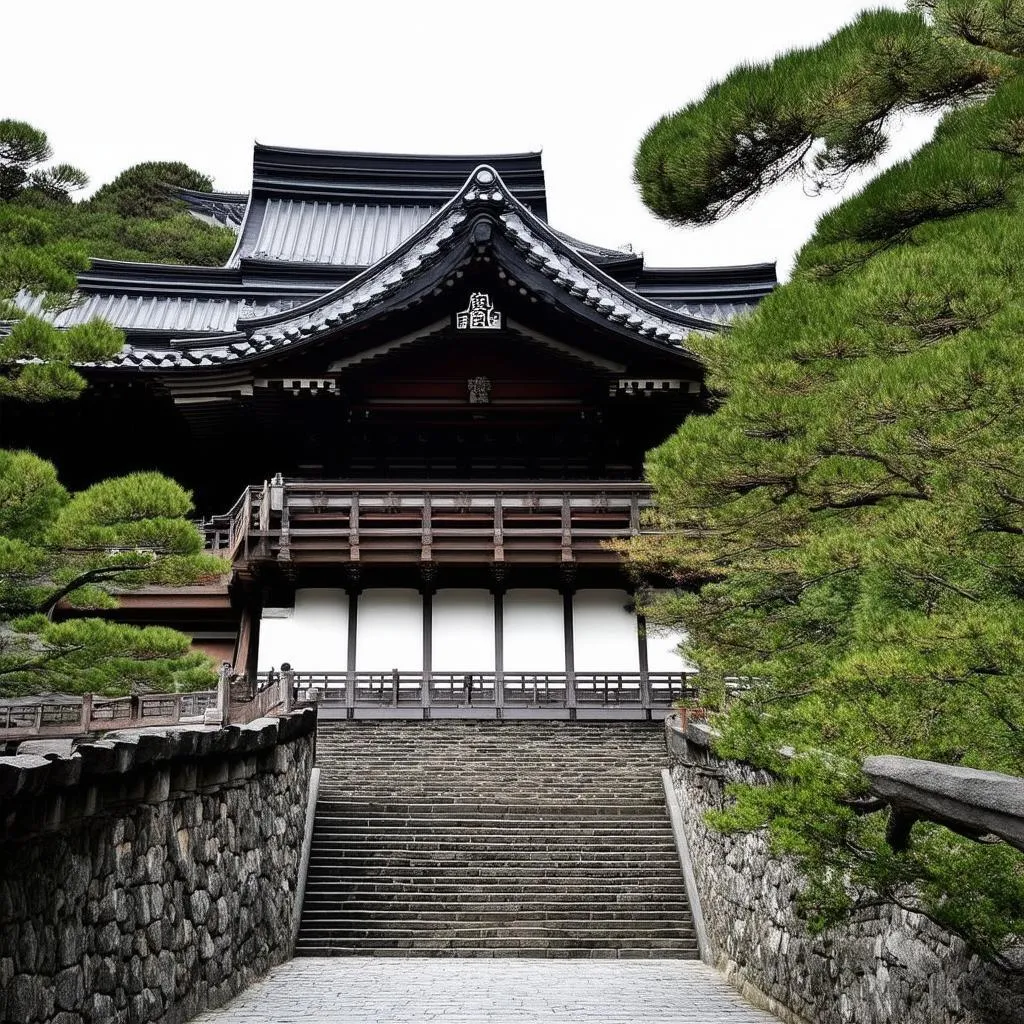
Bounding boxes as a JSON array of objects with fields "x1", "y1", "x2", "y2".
[
  {"x1": 241, "y1": 166, "x2": 716, "y2": 347},
  {"x1": 236, "y1": 200, "x2": 440, "y2": 267},
  {"x1": 9, "y1": 145, "x2": 777, "y2": 370},
  {"x1": 73, "y1": 167, "x2": 723, "y2": 371}
]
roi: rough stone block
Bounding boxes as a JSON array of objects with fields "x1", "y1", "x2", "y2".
[{"x1": 54, "y1": 965, "x2": 85, "y2": 1011}]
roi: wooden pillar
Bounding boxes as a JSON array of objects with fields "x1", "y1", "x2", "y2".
[
  {"x1": 637, "y1": 611, "x2": 652, "y2": 712},
  {"x1": 422, "y1": 493, "x2": 433, "y2": 562},
  {"x1": 629, "y1": 492, "x2": 640, "y2": 535},
  {"x1": 346, "y1": 588, "x2": 359, "y2": 710},
  {"x1": 234, "y1": 599, "x2": 258, "y2": 679},
  {"x1": 561, "y1": 493, "x2": 573, "y2": 562},
  {"x1": 562, "y1": 589, "x2": 576, "y2": 709},
  {"x1": 421, "y1": 588, "x2": 433, "y2": 714},
  {"x1": 278, "y1": 492, "x2": 291, "y2": 562},
  {"x1": 349, "y1": 493, "x2": 361, "y2": 563},
  {"x1": 493, "y1": 494, "x2": 504, "y2": 563},
  {"x1": 493, "y1": 589, "x2": 504, "y2": 711}
]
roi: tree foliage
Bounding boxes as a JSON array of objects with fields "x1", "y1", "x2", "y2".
[
  {"x1": 0, "y1": 124, "x2": 233, "y2": 696},
  {"x1": 632, "y1": 1, "x2": 1024, "y2": 955},
  {"x1": 89, "y1": 161, "x2": 214, "y2": 219},
  {"x1": 0, "y1": 120, "x2": 88, "y2": 204},
  {"x1": 0, "y1": 451, "x2": 226, "y2": 697},
  {"x1": 0, "y1": 124, "x2": 235, "y2": 399}
]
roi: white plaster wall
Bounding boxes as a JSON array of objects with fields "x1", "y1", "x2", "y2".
[
  {"x1": 356, "y1": 589, "x2": 423, "y2": 671},
  {"x1": 572, "y1": 589, "x2": 640, "y2": 672},
  {"x1": 256, "y1": 589, "x2": 348, "y2": 671},
  {"x1": 503, "y1": 589, "x2": 565, "y2": 672},
  {"x1": 432, "y1": 589, "x2": 495, "y2": 671},
  {"x1": 645, "y1": 592, "x2": 697, "y2": 672},
  {"x1": 256, "y1": 612, "x2": 294, "y2": 673}
]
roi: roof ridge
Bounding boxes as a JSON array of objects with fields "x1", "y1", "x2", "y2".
[{"x1": 239, "y1": 164, "x2": 721, "y2": 353}]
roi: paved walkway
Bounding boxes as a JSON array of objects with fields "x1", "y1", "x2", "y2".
[{"x1": 192, "y1": 957, "x2": 781, "y2": 1023}]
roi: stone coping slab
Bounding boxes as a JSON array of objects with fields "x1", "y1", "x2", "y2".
[{"x1": 0, "y1": 708, "x2": 316, "y2": 805}]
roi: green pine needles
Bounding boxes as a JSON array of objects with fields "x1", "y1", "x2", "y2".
[
  {"x1": 0, "y1": 124, "x2": 233, "y2": 697},
  {"x1": 632, "y1": 2, "x2": 1024, "y2": 957},
  {"x1": 0, "y1": 452, "x2": 227, "y2": 697}
]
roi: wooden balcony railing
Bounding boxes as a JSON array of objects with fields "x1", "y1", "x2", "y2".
[
  {"x1": 0, "y1": 665, "x2": 293, "y2": 743},
  {"x1": 259, "y1": 669, "x2": 699, "y2": 721},
  {"x1": 201, "y1": 479, "x2": 656, "y2": 566},
  {"x1": 0, "y1": 690, "x2": 218, "y2": 742}
]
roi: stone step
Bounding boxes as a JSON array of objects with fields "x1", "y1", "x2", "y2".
[
  {"x1": 313, "y1": 803, "x2": 666, "y2": 817},
  {"x1": 298, "y1": 920, "x2": 693, "y2": 935},
  {"x1": 302, "y1": 882, "x2": 685, "y2": 896},
  {"x1": 296, "y1": 931, "x2": 698, "y2": 945},
  {"x1": 301, "y1": 720, "x2": 691, "y2": 959},
  {"x1": 307, "y1": 862, "x2": 682, "y2": 876},
  {"x1": 305, "y1": 860, "x2": 685, "y2": 873},
  {"x1": 291, "y1": 945, "x2": 696, "y2": 959},
  {"x1": 313, "y1": 817, "x2": 671, "y2": 829},
  {"x1": 301, "y1": 898, "x2": 692, "y2": 912},
  {"x1": 308, "y1": 844, "x2": 679, "y2": 856},
  {"x1": 294, "y1": 938, "x2": 699, "y2": 954},
  {"x1": 299, "y1": 906, "x2": 693, "y2": 921}
]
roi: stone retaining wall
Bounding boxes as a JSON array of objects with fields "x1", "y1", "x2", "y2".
[
  {"x1": 666, "y1": 718, "x2": 1024, "y2": 1024},
  {"x1": 0, "y1": 709, "x2": 316, "y2": 1024}
]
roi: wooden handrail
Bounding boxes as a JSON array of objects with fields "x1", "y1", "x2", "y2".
[
  {"x1": 263, "y1": 670, "x2": 698, "y2": 714},
  {"x1": 200, "y1": 479, "x2": 658, "y2": 565}
]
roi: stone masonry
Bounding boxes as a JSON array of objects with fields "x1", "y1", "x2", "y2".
[
  {"x1": 0, "y1": 709, "x2": 315, "y2": 1024},
  {"x1": 666, "y1": 718, "x2": 1024, "y2": 1024}
]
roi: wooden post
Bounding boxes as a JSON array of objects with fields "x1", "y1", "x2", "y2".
[
  {"x1": 347, "y1": 588, "x2": 359, "y2": 711},
  {"x1": 234, "y1": 603, "x2": 255, "y2": 678},
  {"x1": 421, "y1": 588, "x2": 432, "y2": 715},
  {"x1": 637, "y1": 611, "x2": 652, "y2": 712},
  {"x1": 561, "y1": 493, "x2": 573, "y2": 562},
  {"x1": 349, "y1": 493, "x2": 360, "y2": 562},
  {"x1": 241, "y1": 487, "x2": 251, "y2": 559},
  {"x1": 493, "y1": 494, "x2": 504, "y2": 562},
  {"x1": 563, "y1": 589, "x2": 576, "y2": 710},
  {"x1": 278, "y1": 495, "x2": 291, "y2": 562},
  {"x1": 421, "y1": 493, "x2": 433, "y2": 562},
  {"x1": 493, "y1": 590, "x2": 504, "y2": 713},
  {"x1": 80, "y1": 693, "x2": 93, "y2": 733}
]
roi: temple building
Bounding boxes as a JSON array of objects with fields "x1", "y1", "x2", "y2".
[{"x1": 6, "y1": 146, "x2": 776, "y2": 718}]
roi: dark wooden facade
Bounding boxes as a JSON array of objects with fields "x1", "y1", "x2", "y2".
[{"x1": 4, "y1": 148, "x2": 776, "y2": 706}]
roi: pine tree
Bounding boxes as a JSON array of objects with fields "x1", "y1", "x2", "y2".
[
  {"x1": 632, "y1": 2, "x2": 1024, "y2": 954},
  {"x1": 0, "y1": 452, "x2": 226, "y2": 697},
  {"x1": 0, "y1": 125, "x2": 235, "y2": 398},
  {"x1": 0, "y1": 125, "x2": 230, "y2": 696}
]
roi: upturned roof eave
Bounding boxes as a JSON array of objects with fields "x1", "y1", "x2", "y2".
[{"x1": 237, "y1": 166, "x2": 723, "y2": 351}]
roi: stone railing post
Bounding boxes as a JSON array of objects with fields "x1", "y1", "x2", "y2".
[
  {"x1": 282, "y1": 664, "x2": 294, "y2": 713},
  {"x1": 80, "y1": 692, "x2": 93, "y2": 733},
  {"x1": 205, "y1": 661, "x2": 232, "y2": 726},
  {"x1": 219, "y1": 661, "x2": 233, "y2": 725}
]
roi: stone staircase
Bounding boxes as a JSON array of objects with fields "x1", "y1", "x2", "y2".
[{"x1": 296, "y1": 720, "x2": 697, "y2": 958}]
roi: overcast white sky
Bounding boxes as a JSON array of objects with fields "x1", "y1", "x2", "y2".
[{"x1": 5, "y1": 0, "x2": 939, "y2": 279}]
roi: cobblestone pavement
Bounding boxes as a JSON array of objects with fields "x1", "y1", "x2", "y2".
[{"x1": 192, "y1": 957, "x2": 781, "y2": 1023}]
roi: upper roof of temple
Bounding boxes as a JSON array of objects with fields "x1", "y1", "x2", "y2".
[{"x1": 17, "y1": 145, "x2": 777, "y2": 365}]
